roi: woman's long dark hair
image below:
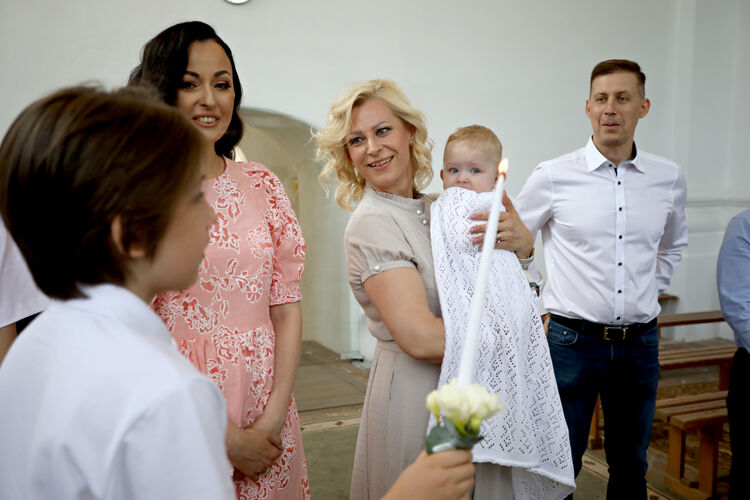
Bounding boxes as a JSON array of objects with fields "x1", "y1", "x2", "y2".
[{"x1": 129, "y1": 21, "x2": 244, "y2": 158}]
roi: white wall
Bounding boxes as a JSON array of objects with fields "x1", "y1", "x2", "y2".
[
  {"x1": 1, "y1": 0, "x2": 748, "y2": 351},
  {"x1": 236, "y1": 109, "x2": 357, "y2": 353}
]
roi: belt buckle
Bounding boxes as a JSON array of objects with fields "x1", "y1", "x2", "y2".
[{"x1": 603, "y1": 326, "x2": 627, "y2": 341}]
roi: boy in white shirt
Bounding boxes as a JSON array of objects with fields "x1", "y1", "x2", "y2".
[
  {"x1": 429, "y1": 126, "x2": 574, "y2": 499},
  {"x1": 0, "y1": 86, "x2": 235, "y2": 500}
]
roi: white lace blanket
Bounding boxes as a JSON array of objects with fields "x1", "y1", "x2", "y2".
[{"x1": 429, "y1": 188, "x2": 575, "y2": 499}]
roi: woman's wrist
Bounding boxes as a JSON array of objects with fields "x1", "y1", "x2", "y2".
[
  {"x1": 225, "y1": 421, "x2": 243, "y2": 463},
  {"x1": 256, "y1": 400, "x2": 288, "y2": 435},
  {"x1": 516, "y1": 247, "x2": 534, "y2": 269}
]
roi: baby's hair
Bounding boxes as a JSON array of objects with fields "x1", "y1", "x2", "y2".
[
  {"x1": 444, "y1": 125, "x2": 503, "y2": 166},
  {"x1": 0, "y1": 85, "x2": 203, "y2": 299}
]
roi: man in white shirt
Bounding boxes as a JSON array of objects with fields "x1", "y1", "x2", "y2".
[{"x1": 515, "y1": 59, "x2": 688, "y2": 500}]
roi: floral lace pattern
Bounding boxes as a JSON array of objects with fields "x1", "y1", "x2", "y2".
[
  {"x1": 153, "y1": 159, "x2": 308, "y2": 499},
  {"x1": 429, "y1": 188, "x2": 575, "y2": 499}
]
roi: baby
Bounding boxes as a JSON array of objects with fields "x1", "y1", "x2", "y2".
[
  {"x1": 440, "y1": 125, "x2": 501, "y2": 193},
  {"x1": 429, "y1": 125, "x2": 574, "y2": 499}
]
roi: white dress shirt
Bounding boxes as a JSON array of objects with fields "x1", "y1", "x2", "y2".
[
  {"x1": 0, "y1": 221, "x2": 49, "y2": 326},
  {"x1": 515, "y1": 138, "x2": 688, "y2": 324},
  {"x1": 0, "y1": 284, "x2": 235, "y2": 500}
]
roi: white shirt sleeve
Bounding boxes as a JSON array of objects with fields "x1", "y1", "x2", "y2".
[
  {"x1": 655, "y1": 167, "x2": 688, "y2": 294},
  {"x1": 0, "y1": 221, "x2": 49, "y2": 326},
  {"x1": 514, "y1": 163, "x2": 554, "y2": 238},
  {"x1": 113, "y1": 378, "x2": 235, "y2": 500}
]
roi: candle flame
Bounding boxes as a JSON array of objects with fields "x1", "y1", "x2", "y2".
[{"x1": 498, "y1": 158, "x2": 508, "y2": 177}]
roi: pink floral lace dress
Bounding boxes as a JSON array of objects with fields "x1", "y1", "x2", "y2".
[{"x1": 153, "y1": 158, "x2": 309, "y2": 499}]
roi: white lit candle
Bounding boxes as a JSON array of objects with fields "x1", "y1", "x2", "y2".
[{"x1": 456, "y1": 158, "x2": 508, "y2": 386}]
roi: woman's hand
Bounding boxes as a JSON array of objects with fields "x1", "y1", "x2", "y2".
[
  {"x1": 382, "y1": 450, "x2": 475, "y2": 500},
  {"x1": 225, "y1": 421, "x2": 283, "y2": 481},
  {"x1": 469, "y1": 191, "x2": 534, "y2": 258}
]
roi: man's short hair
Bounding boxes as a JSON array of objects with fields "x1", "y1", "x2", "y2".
[
  {"x1": 445, "y1": 125, "x2": 503, "y2": 166},
  {"x1": 0, "y1": 86, "x2": 203, "y2": 299},
  {"x1": 590, "y1": 59, "x2": 646, "y2": 98}
]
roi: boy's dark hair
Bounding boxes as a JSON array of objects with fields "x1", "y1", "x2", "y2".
[
  {"x1": 129, "y1": 21, "x2": 244, "y2": 159},
  {"x1": 0, "y1": 86, "x2": 203, "y2": 299},
  {"x1": 590, "y1": 59, "x2": 646, "y2": 98}
]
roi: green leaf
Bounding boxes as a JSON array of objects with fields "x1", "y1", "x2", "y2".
[{"x1": 424, "y1": 420, "x2": 484, "y2": 454}]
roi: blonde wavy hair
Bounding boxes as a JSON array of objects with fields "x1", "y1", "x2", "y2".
[
  {"x1": 315, "y1": 79, "x2": 433, "y2": 210},
  {"x1": 445, "y1": 125, "x2": 503, "y2": 166}
]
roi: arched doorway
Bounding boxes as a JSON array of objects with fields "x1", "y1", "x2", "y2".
[{"x1": 236, "y1": 108, "x2": 372, "y2": 359}]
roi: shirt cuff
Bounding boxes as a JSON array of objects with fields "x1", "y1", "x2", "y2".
[{"x1": 517, "y1": 247, "x2": 535, "y2": 271}]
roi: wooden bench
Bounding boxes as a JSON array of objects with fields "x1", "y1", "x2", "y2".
[
  {"x1": 654, "y1": 392, "x2": 729, "y2": 500},
  {"x1": 659, "y1": 345, "x2": 737, "y2": 390},
  {"x1": 657, "y1": 310, "x2": 726, "y2": 337},
  {"x1": 588, "y1": 310, "x2": 729, "y2": 450}
]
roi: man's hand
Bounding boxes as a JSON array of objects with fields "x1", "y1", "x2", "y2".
[
  {"x1": 382, "y1": 450, "x2": 475, "y2": 500},
  {"x1": 225, "y1": 421, "x2": 283, "y2": 480},
  {"x1": 470, "y1": 191, "x2": 534, "y2": 257}
]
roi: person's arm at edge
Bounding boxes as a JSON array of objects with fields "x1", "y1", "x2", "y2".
[{"x1": 717, "y1": 212, "x2": 750, "y2": 340}]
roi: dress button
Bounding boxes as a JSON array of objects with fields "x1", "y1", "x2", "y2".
[
  {"x1": 374, "y1": 265, "x2": 381, "y2": 272},
  {"x1": 416, "y1": 209, "x2": 423, "y2": 215},
  {"x1": 422, "y1": 219, "x2": 428, "y2": 225}
]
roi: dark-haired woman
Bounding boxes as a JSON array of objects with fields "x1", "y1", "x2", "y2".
[{"x1": 131, "y1": 22, "x2": 309, "y2": 499}]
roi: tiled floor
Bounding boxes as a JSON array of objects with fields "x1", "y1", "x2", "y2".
[{"x1": 294, "y1": 340, "x2": 730, "y2": 499}]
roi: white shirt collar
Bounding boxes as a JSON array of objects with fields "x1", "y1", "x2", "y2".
[
  {"x1": 584, "y1": 136, "x2": 645, "y2": 173},
  {"x1": 55, "y1": 283, "x2": 172, "y2": 346}
]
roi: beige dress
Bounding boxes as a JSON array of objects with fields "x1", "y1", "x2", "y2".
[{"x1": 345, "y1": 186, "x2": 442, "y2": 500}]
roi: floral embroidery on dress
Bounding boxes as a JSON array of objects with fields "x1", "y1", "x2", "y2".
[{"x1": 152, "y1": 159, "x2": 308, "y2": 500}]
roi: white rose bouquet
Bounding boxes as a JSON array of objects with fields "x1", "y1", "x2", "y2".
[{"x1": 424, "y1": 378, "x2": 504, "y2": 454}]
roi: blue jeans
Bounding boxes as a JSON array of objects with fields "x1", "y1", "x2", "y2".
[
  {"x1": 728, "y1": 347, "x2": 750, "y2": 500},
  {"x1": 548, "y1": 318, "x2": 659, "y2": 500}
]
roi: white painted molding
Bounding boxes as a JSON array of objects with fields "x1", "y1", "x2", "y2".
[{"x1": 687, "y1": 191, "x2": 750, "y2": 207}]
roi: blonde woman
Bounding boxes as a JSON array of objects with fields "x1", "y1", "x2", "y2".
[{"x1": 316, "y1": 80, "x2": 533, "y2": 499}]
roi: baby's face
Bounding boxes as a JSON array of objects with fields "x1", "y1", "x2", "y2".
[{"x1": 441, "y1": 140, "x2": 499, "y2": 193}]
